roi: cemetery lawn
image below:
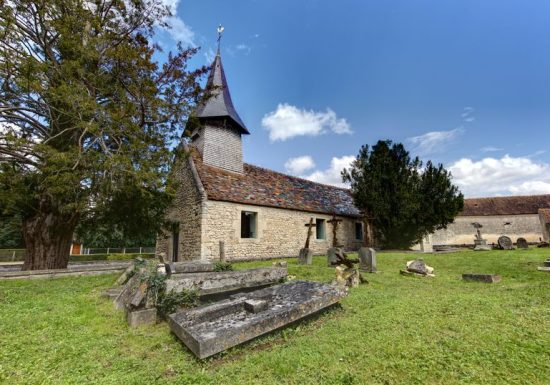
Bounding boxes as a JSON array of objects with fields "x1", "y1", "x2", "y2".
[{"x1": 1, "y1": 250, "x2": 549, "y2": 385}]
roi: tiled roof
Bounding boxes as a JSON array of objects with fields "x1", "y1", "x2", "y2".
[
  {"x1": 191, "y1": 151, "x2": 361, "y2": 217},
  {"x1": 460, "y1": 195, "x2": 550, "y2": 216}
]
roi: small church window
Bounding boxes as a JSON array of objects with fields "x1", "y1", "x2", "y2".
[
  {"x1": 355, "y1": 222, "x2": 364, "y2": 241},
  {"x1": 241, "y1": 211, "x2": 257, "y2": 238},
  {"x1": 316, "y1": 219, "x2": 326, "y2": 240}
]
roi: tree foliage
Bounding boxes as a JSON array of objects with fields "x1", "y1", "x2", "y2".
[
  {"x1": 343, "y1": 140, "x2": 464, "y2": 249},
  {"x1": 0, "y1": 0, "x2": 207, "y2": 269}
]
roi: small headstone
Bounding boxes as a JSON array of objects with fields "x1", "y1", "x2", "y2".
[
  {"x1": 407, "y1": 259, "x2": 428, "y2": 275},
  {"x1": 298, "y1": 248, "x2": 313, "y2": 265},
  {"x1": 516, "y1": 237, "x2": 528, "y2": 249},
  {"x1": 327, "y1": 247, "x2": 339, "y2": 266},
  {"x1": 462, "y1": 273, "x2": 501, "y2": 283},
  {"x1": 358, "y1": 247, "x2": 377, "y2": 273},
  {"x1": 544, "y1": 260, "x2": 550, "y2": 267},
  {"x1": 498, "y1": 236, "x2": 513, "y2": 250},
  {"x1": 115, "y1": 264, "x2": 135, "y2": 286},
  {"x1": 127, "y1": 308, "x2": 157, "y2": 327}
]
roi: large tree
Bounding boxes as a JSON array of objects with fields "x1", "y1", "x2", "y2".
[
  {"x1": 343, "y1": 140, "x2": 464, "y2": 249},
  {"x1": 0, "y1": 0, "x2": 207, "y2": 269}
]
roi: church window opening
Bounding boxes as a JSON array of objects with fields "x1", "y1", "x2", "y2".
[
  {"x1": 316, "y1": 219, "x2": 326, "y2": 240},
  {"x1": 241, "y1": 211, "x2": 257, "y2": 238},
  {"x1": 355, "y1": 222, "x2": 364, "y2": 240}
]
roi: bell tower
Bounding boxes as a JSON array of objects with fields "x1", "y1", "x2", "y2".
[{"x1": 188, "y1": 27, "x2": 249, "y2": 173}]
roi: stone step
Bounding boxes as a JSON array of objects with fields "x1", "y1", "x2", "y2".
[{"x1": 168, "y1": 281, "x2": 347, "y2": 359}]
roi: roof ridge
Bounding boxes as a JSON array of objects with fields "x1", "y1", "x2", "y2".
[{"x1": 465, "y1": 194, "x2": 550, "y2": 200}]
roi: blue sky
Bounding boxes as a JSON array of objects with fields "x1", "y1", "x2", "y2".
[{"x1": 157, "y1": 0, "x2": 550, "y2": 197}]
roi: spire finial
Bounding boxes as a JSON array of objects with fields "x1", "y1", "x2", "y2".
[{"x1": 217, "y1": 24, "x2": 225, "y2": 53}]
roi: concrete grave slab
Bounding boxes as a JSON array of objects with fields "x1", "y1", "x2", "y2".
[
  {"x1": 167, "y1": 281, "x2": 347, "y2": 359},
  {"x1": 537, "y1": 267, "x2": 550, "y2": 272},
  {"x1": 462, "y1": 273, "x2": 502, "y2": 283},
  {"x1": 165, "y1": 267, "x2": 287, "y2": 297},
  {"x1": 127, "y1": 308, "x2": 157, "y2": 327}
]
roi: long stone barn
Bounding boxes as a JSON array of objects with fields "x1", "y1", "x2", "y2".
[
  {"x1": 156, "y1": 50, "x2": 364, "y2": 262},
  {"x1": 430, "y1": 194, "x2": 550, "y2": 246}
]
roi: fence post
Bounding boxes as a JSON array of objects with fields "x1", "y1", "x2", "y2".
[
  {"x1": 123, "y1": 248, "x2": 126, "y2": 254},
  {"x1": 11, "y1": 251, "x2": 16, "y2": 262},
  {"x1": 107, "y1": 248, "x2": 110, "y2": 254},
  {"x1": 139, "y1": 247, "x2": 142, "y2": 254}
]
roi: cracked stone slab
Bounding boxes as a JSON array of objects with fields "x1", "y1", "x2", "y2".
[
  {"x1": 167, "y1": 280, "x2": 347, "y2": 359},
  {"x1": 165, "y1": 267, "x2": 287, "y2": 296}
]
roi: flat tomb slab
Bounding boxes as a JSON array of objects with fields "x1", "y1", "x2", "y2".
[
  {"x1": 165, "y1": 267, "x2": 287, "y2": 296},
  {"x1": 462, "y1": 273, "x2": 502, "y2": 283},
  {"x1": 168, "y1": 261, "x2": 216, "y2": 274},
  {"x1": 168, "y1": 281, "x2": 347, "y2": 359},
  {"x1": 537, "y1": 267, "x2": 550, "y2": 272}
]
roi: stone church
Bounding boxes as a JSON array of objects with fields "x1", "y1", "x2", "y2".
[
  {"x1": 157, "y1": 50, "x2": 550, "y2": 261},
  {"x1": 156, "y1": 51, "x2": 365, "y2": 261}
]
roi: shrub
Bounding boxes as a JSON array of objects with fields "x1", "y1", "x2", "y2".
[{"x1": 213, "y1": 261, "x2": 234, "y2": 272}]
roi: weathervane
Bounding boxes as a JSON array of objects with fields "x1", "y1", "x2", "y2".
[{"x1": 217, "y1": 24, "x2": 224, "y2": 51}]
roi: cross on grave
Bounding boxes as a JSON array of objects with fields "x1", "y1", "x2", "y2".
[
  {"x1": 304, "y1": 218, "x2": 316, "y2": 249},
  {"x1": 327, "y1": 215, "x2": 343, "y2": 247}
]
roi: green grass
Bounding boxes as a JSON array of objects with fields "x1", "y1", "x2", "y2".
[{"x1": 0, "y1": 250, "x2": 549, "y2": 385}]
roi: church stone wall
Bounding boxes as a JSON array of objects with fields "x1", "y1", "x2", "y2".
[
  {"x1": 200, "y1": 200, "x2": 363, "y2": 260},
  {"x1": 431, "y1": 214, "x2": 543, "y2": 245},
  {"x1": 156, "y1": 156, "x2": 203, "y2": 261},
  {"x1": 199, "y1": 122, "x2": 243, "y2": 173}
]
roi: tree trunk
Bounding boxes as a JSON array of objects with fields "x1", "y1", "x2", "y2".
[{"x1": 22, "y1": 208, "x2": 79, "y2": 270}]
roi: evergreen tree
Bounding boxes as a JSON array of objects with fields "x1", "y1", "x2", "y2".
[
  {"x1": 0, "y1": 0, "x2": 207, "y2": 269},
  {"x1": 343, "y1": 140, "x2": 464, "y2": 249}
]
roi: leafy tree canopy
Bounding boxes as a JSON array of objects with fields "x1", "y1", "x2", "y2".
[
  {"x1": 0, "y1": 0, "x2": 207, "y2": 269},
  {"x1": 343, "y1": 140, "x2": 464, "y2": 249}
]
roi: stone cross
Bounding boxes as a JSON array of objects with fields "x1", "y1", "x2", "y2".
[
  {"x1": 327, "y1": 215, "x2": 343, "y2": 247},
  {"x1": 304, "y1": 218, "x2": 316, "y2": 249}
]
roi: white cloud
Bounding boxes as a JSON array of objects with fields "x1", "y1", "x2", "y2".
[
  {"x1": 408, "y1": 127, "x2": 464, "y2": 155},
  {"x1": 204, "y1": 48, "x2": 215, "y2": 64},
  {"x1": 461, "y1": 107, "x2": 475, "y2": 123},
  {"x1": 448, "y1": 155, "x2": 550, "y2": 197},
  {"x1": 158, "y1": 0, "x2": 195, "y2": 46},
  {"x1": 235, "y1": 43, "x2": 251, "y2": 55},
  {"x1": 261, "y1": 103, "x2": 352, "y2": 142},
  {"x1": 284, "y1": 156, "x2": 316, "y2": 175},
  {"x1": 481, "y1": 146, "x2": 503, "y2": 152},
  {"x1": 303, "y1": 155, "x2": 355, "y2": 187}
]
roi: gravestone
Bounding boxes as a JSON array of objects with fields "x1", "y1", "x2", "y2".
[
  {"x1": 516, "y1": 237, "x2": 528, "y2": 249},
  {"x1": 167, "y1": 281, "x2": 347, "y2": 359},
  {"x1": 462, "y1": 273, "x2": 501, "y2": 283},
  {"x1": 298, "y1": 248, "x2": 313, "y2": 265},
  {"x1": 298, "y1": 218, "x2": 316, "y2": 265},
  {"x1": 165, "y1": 267, "x2": 288, "y2": 297},
  {"x1": 407, "y1": 259, "x2": 428, "y2": 275},
  {"x1": 544, "y1": 260, "x2": 550, "y2": 267},
  {"x1": 498, "y1": 236, "x2": 513, "y2": 250},
  {"x1": 358, "y1": 247, "x2": 377, "y2": 273},
  {"x1": 327, "y1": 247, "x2": 339, "y2": 266}
]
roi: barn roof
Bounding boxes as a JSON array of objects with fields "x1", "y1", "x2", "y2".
[
  {"x1": 191, "y1": 150, "x2": 361, "y2": 218},
  {"x1": 460, "y1": 195, "x2": 550, "y2": 216}
]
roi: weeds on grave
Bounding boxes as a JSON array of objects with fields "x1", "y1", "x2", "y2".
[
  {"x1": 214, "y1": 261, "x2": 234, "y2": 272},
  {"x1": 156, "y1": 289, "x2": 199, "y2": 319}
]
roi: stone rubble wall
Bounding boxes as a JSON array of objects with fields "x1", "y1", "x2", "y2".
[
  {"x1": 200, "y1": 200, "x2": 363, "y2": 260},
  {"x1": 430, "y1": 214, "x2": 544, "y2": 245},
  {"x1": 156, "y1": 155, "x2": 204, "y2": 261}
]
